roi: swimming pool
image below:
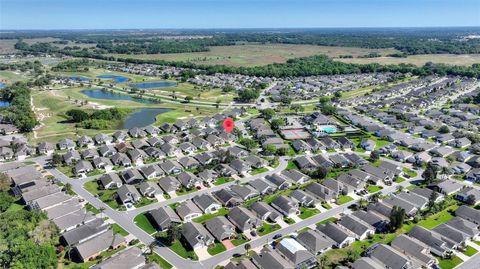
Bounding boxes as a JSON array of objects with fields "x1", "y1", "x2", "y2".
[{"x1": 319, "y1": 125, "x2": 337, "y2": 133}]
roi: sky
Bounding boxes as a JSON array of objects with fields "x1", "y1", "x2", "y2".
[{"x1": 0, "y1": 0, "x2": 479, "y2": 30}]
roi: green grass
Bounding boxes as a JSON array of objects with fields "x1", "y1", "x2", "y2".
[
  {"x1": 284, "y1": 217, "x2": 296, "y2": 224},
  {"x1": 147, "y1": 253, "x2": 173, "y2": 269},
  {"x1": 57, "y1": 165, "x2": 74, "y2": 177},
  {"x1": 85, "y1": 203, "x2": 101, "y2": 214},
  {"x1": 111, "y1": 223, "x2": 129, "y2": 236},
  {"x1": 6, "y1": 200, "x2": 24, "y2": 212},
  {"x1": 406, "y1": 185, "x2": 416, "y2": 190},
  {"x1": 207, "y1": 242, "x2": 227, "y2": 255},
  {"x1": 436, "y1": 255, "x2": 463, "y2": 269},
  {"x1": 298, "y1": 207, "x2": 320, "y2": 219},
  {"x1": 232, "y1": 234, "x2": 249, "y2": 246},
  {"x1": 84, "y1": 181, "x2": 120, "y2": 209},
  {"x1": 321, "y1": 202, "x2": 332, "y2": 210},
  {"x1": 316, "y1": 217, "x2": 338, "y2": 226},
  {"x1": 336, "y1": 195, "x2": 354, "y2": 205},
  {"x1": 402, "y1": 168, "x2": 418, "y2": 178},
  {"x1": 286, "y1": 160, "x2": 299, "y2": 170},
  {"x1": 176, "y1": 187, "x2": 198, "y2": 196},
  {"x1": 463, "y1": 245, "x2": 478, "y2": 257},
  {"x1": 367, "y1": 185, "x2": 383, "y2": 193},
  {"x1": 257, "y1": 223, "x2": 281, "y2": 236},
  {"x1": 417, "y1": 205, "x2": 458, "y2": 229},
  {"x1": 134, "y1": 213, "x2": 157, "y2": 235},
  {"x1": 169, "y1": 240, "x2": 198, "y2": 260},
  {"x1": 213, "y1": 177, "x2": 234, "y2": 186},
  {"x1": 395, "y1": 177, "x2": 406, "y2": 183},
  {"x1": 192, "y1": 208, "x2": 229, "y2": 223},
  {"x1": 250, "y1": 167, "x2": 269, "y2": 175}
]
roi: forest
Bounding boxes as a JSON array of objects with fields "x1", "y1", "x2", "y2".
[{"x1": 1, "y1": 82, "x2": 38, "y2": 132}]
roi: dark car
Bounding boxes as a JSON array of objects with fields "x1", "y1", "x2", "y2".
[
  {"x1": 232, "y1": 253, "x2": 242, "y2": 258},
  {"x1": 273, "y1": 233, "x2": 282, "y2": 239},
  {"x1": 250, "y1": 230, "x2": 257, "y2": 237}
]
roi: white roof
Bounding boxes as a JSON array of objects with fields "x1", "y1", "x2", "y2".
[{"x1": 280, "y1": 237, "x2": 307, "y2": 253}]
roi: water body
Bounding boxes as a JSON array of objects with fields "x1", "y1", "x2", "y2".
[
  {"x1": 96, "y1": 75, "x2": 129, "y2": 83},
  {"x1": 122, "y1": 108, "x2": 171, "y2": 129},
  {"x1": 128, "y1": 81, "x2": 177, "y2": 89},
  {"x1": 68, "y1": 76, "x2": 91, "y2": 82},
  {"x1": 0, "y1": 83, "x2": 5, "y2": 89},
  {"x1": 0, "y1": 101, "x2": 10, "y2": 107},
  {"x1": 81, "y1": 89, "x2": 159, "y2": 104}
]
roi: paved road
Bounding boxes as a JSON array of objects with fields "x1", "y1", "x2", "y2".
[{"x1": 455, "y1": 252, "x2": 480, "y2": 269}]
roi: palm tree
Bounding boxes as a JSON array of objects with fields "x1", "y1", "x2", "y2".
[
  {"x1": 317, "y1": 255, "x2": 328, "y2": 269},
  {"x1": 99, "y1": 207, "x2": 106, "y2": 218},
  {"x1": 244, "y1": 243, "x2": 251, "y2": 257},
  {"x1": 358, "y1": 198, "x2": 369, "y2": 210},
  {"x1": 396, "y1": 185, "x2": 404, "y2": 193},
  {"x1": 148, "y1": 241, "x2": 156, "y2": 254}
]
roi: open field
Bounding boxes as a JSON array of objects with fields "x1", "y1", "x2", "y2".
[
  {"x1": 109, "y1": 44, "x2": 398, "y2": 67},
  {"x1": 337, "y1": 54, "x2": 480, "y2": 66},
  {"x1": 0, "y1": 70, "x2": 30, "y2": 83}
]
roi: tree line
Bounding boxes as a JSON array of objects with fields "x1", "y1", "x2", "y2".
[{"x1": 1, "y1": 82, "x2": 38, "y2": 132}]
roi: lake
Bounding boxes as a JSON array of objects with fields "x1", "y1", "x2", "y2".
[
  {"x1": 96, "y1": 75, "x2": 129, "y2": 83},
  {"x1": 81, "y1": 89, "x2": 159, "y2": 104},
  {"x1": 122, "y1": 108, "x2": 171, "y2": 129},
  {"x1": 128, "y1": 81, "x2": 177, "y2": 89},
  {"x1": 68, "y1": 76, "x2": 91, "y2": 82}
]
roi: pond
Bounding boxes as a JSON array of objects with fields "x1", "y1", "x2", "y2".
[
  {"x1": 96, "y1": 75, "x2": 129, "y2": 83},
  {"x1": 81, "y1": 89, "x2": 159, "y2": 104},
  {"x1": 128, "y1": 81, "x2": 177, "y2": 89},
  {"x1": 122, "y1": 108, "x2": 171, "y2": 129},
  {"x1": 68, "y1": 76, "x2": 91, "y2": 82}
]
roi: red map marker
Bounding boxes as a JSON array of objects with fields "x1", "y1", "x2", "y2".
[{"x1": 223, "y1": 118, "x2": 234, "y2": 133}]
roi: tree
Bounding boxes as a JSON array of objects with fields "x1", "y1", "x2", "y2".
[
  {"x1": 148, "y1": 241, "x2": 156, "y2": 254},
  {"x1": 51, "y1": 153, "x2": 63, "y2": 167},
  {"x1": 422, "y1": 166, "x2": 437, "y2": 184},
  {"x1": 427, "y1": 191, "x2": 439, "y2": 211},
  {"x1": 317, "y1": 255, "x2": 328, "y2": 268},
  {"x1": 334, "y1": 91, "x2": 343, "y2": 98},
  {"x1": 310, "y1": 167, "x2": 328, "y2": 179},
  {"x1": 184, "y1": 96, "x2": 193, "y2": 103},
  {"x1": 237, "y1": 88, "x2": 260, "y2": 102},
  {"x1": 389, "y1": 205, "x2": 406, "y2": 231},
  {"x1": 0, "y1": 192, "x2": 15, "y2": 212},
  {"x1": 263, "y1": 144, "x2": 277, "y2": 156},
  {"x1": 167, "y1": 225, "x2": 182, "y2": 244},
  {"x1": 244, "y1": 243, "x2": 251, "y2": 256},
  {"x1": 358, "y1": 198, "x2": 369, "y2": 210},
  {"x1": 466, "y1": 194, "x2": 477, "y2": 205},
  {"x1": 320, "y1": 103, "x2": 336, "y2": 115},
  {"x1": 0, "y1": 172, "x2": 10, "y2": 191},
  {"x1": 239, "y1": 138, "x2": 257, "y2": 150},
  {"x1": 438, "y1": 125, "x2": 450, "y2": 134},
  {"x1": 260, "y1": 108, "x2": 275, "y2": 120},
  {"x1": 369, "y1": 150, "x2": 380, "y2": 162},
  {"x1": 319, "y1": 96, "x2": 330, "y2": 104},
  {"x1": 270, "y1": 118, "x2": 285, "y2": 130},
  {"x1": 64, "y1": 183, "x2": 72, "y2": 195},
  {"x1": 290, "y1": 104, "x2": 304, "y2": 113},
  {"x1": 66, "y1": 109, "x2": 89, "y2": 122}
]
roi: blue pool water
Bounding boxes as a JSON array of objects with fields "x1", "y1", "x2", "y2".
[
  {"x1": 96, "y1": 75, "x2": 129, "y2": 83},
  {"x1": 128, "y1": 81, "x2": 177, "y2": 89},
  {"x1": 0, "y1": 83, "x2": 5, "y2": 89},
  {"x1": 0, "y1": 101, "x2": 10, "y2": 107},
  {"x1": 122, "y1": 108, "x2": 171, "y2": 129},
  {"x1": 321, "y1": 126, "x2": 337, "y2": 133},
  {"x1": 68, "y1": 76, "x2": 91, "y2": 82},
  {"x1": 81, "y1": 89, "x2": 159, "y2": 104}
]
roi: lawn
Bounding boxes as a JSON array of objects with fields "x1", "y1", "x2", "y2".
[
  {"x1": 84, "y1": 181, "x2": 119, "y2": 209},
  {"x1": 298, "y1": 207, "x2": 320, "y2": 219},
  {"x1": 316, "y1": 217, "x2": 338, "y2": 226},
  {"x1": 283, "y1": 217, "x2": 296, "y2": 224},
  {"x1": 85, "y1": 203, "x2": 101, "y2": 214},
  {"x1": 436, "y1": 255, "x2": 463, "y2": 269},
  {"x1": 367, "y1": 185, "x2": 383, "y2": 193},
  {"x1": 111, "y1": 223, "x2": 129, "y2": 236},
  {"x1": 257, "y1": 223, "x2": 281, "y2": 236},
  {"x1": 232, "y1": 234, "x2": 250, "y2": 246},
  {"x1": 57, "y1": 165, "x2": 74, "y2": 178},
  {"x1": 402, "y1": 168, "x2": 418, "y2": 178},
  {"x1": 134, "y1": 213, "x2": 157, "y2": 235},
  {"x1": 207, "y1": 242, "x2": 227, "y2": 255},
  {"x1": 417, "y1": 205, "x2": 458, "y2": 229},
  {"x1": 462, "y1": 245, "x2": 478, "y2": 257},
  {"x1": 286, "y1": 160, "x2": 299, "y2": 170},
  {"x1": 169, "y1": 240, "x2": 198, "y2": 260},
  {"x1": 147, "y1": 253, "x2": 173, "y2": 269},
  {"x1": 250, "y1": 167, "x2": 269, "y2": 175},
  {"x1": 192, "y1": 208, "x2": 229, "y2": 223},
  {"x1": 213, "y1": 177, "x2": 234, "y2": 186},
  {"x1": 336, "y1": 195, "x2": 354, "y2": 205},
  {"x1": 395, "y1": 177, "x2": 406, "y2": 183}
]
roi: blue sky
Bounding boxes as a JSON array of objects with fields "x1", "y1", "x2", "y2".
[{"x1": 1, "y1": 0, "x2": 479, "y2": 29}]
